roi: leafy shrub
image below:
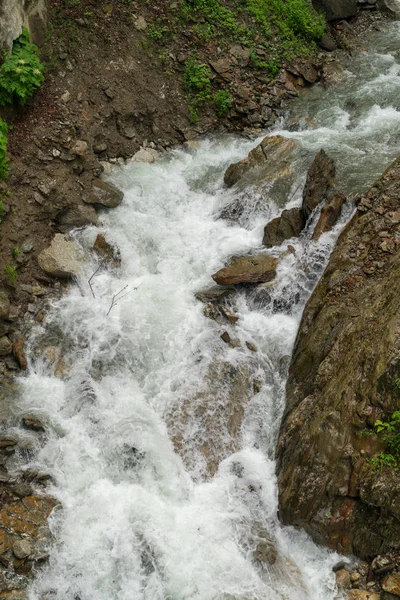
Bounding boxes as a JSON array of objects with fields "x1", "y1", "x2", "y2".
[
  {"x1": 184, "y1": 57, "x2": 211, "y2": 93},
  {"x1": 0, "y1": 27, "x2": 45, "y2": 106},
  {"x1": 148, "y1": 24, "x2": 169, "y2": 40},
  {"x1": 0, "y1": 118, "x2": 9, "y2": 180},
  {"x1": 214, "y1": 89, "x2": 232, "y2": 117},
  {"x1": 368, "y1": 392, "x2": 400, "y2": 471}
]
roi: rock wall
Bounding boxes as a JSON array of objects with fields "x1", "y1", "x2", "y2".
[
  {"x1": 0, "y1": 0, "x2": 47, "y2": 53},
  {"x1": 277, "y1": 157, "x2": 400, "y2": 559}
]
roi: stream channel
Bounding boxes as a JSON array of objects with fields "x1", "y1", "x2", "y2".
[{"x1": 8, "y1": 17, "x2": 400, "y2": 600}]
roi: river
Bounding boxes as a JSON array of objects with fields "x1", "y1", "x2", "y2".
[{"x1": 11, "y1": 17, "x2": 400, "y2": 600}]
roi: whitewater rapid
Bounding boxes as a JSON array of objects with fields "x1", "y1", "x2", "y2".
[{"x1": 11, "y1": 18, "x2": 400, "y2": 600}]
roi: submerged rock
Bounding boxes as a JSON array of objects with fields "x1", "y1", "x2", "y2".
[
  {"x1": 311, "y1": 193, "x2": 346, "y2": 240},
  {"x1": 83, "y1": 179, "x2": 124, "y2": 208},
  {"x1": 263, "y1": 207, "x2": 306, "y2": 247},
  {"x1": 302, "y1": 149, "x2": 336, "y2": 217},
  {"x1": 277, "y1": 156, "x2": 400, "y2": 559},
  {"x1": 312, "y1": 0, "x2": 358, "y2": 21},
  {"x1": 93, "y1": 233, "x2": 121, "y2": 268},
  {"x1": 212, "y1": 254, "x2": 278, "y2": 286},
  {"x1": 38, "y1": 234, "x2": 81, "y2": 279},
  {"x1": 13, "y1": 337, "x2": 27, "y2": 370}
]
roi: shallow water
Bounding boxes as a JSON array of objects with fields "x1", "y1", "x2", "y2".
[{"x1": 9, "y1": 18, "x2": 400, "y2": 600}]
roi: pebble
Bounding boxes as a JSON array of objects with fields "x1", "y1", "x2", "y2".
[{"x1": 12, "y1": 539, "x2": 32, "y2": 559}]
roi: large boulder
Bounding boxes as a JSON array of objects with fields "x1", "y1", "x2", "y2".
[
  {"x1": 56, "y1": 203, "x2": 98, "y2": 232},
  {"x1": 212, "y1": 254, "x2": 278, "y2": 286},
  {"x1": 38, "y1": 234, "x2": 82, "y2": 278},
  {"x1": 224, "y1": 135, "x2": 298, "y2": 189},
  {"x1": 377, "y1": 0, "x2": 400, "y2": 17},
  {"x1": 276, "y1": 156, "x2": 400, "y2": 559},
  {"x1": 263, "y1": 208, "x2": 306, "y2": 247},
  {"x1": 312, "y1": 0, "x2": 358, "y2": 21},
  {"x1": 302, "y1": 149, "x2": 336, "y2": 217},
  {"x1": 83, "y1": 179, "x2": 124, "y2": 209}
]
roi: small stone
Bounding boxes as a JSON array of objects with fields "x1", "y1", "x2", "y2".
[
  {"x1": 246, "y1": 341, "x2": 257, "y2": 352},
  {"x1": 0, "y1": 335, "x2": 12, "y2": 356},
  {"x1": 93, "y1": 142, "x2": 108, "y2": 153},
  {"x1": 21, "y1": 240, "x2": 34, "y2": 253},
  {"x1": 12, "y1": 539, "x2": 32, "y2": 559},
  {"x1": 72, "y1": 140, "x2": 88, "y2": 156},
  {"x1": 52, "y1": 149, "x2": 61, "y2": 158},
  {"x1": 0, "y1": 435, "x2": 17, "y2": 447},
  {"x1": 38, "y1": 180, "x2": 56, "y2": 197},
  {"x1": 129, "y1": 148, "x2": 158, "y2": 163},
  {"x1": 219, "y1": 306, "x2": 239, "y2": 324},
  {"x1": 351, "y1": 572, "x2": 361, "y2": 582},
  {"x1": 61, "y1": 90, "x2": 70, "y2": 103},
  {"x1": 135, "y1": 16, "x2": 147, "y2": 30},
  {"x1": 0, "y1": 292, "x2": 10, "y2": 320}
]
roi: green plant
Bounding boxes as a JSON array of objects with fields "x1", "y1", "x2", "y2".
[
  {"x1": 0, "y1": 200, "x2": 5, "y2": 223},
  {"x1": 148, "y1": 23, "x2": 169, "y2": 40},
  {"x1": 11, "y1": 247, "x2": 18, "y2": 258},
  {"x1": 184, "y1": 57, "x2": 211, "y2": 93},
  {"x1": 368, "y1": 404, "x2": 400, "y2": 471},
  {"x1": 4, "y1": 264, "x2": 18, "y2": 284},
  {"x1": 0, "y1": 27, "x2": 45, "y2": 106},
  {"x1": 214, "y1": 89, "x2": 232, "y2": 117},
  {"x1": 0, "y1": 118, "x2": 8, "y2": 180}
]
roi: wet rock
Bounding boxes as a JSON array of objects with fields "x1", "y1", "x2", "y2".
[
  {"x1": 170, "y1": 360, "x2": 252, "y2": 478},
  {"x1": 0, "y1": 292, "x2": 10, "y2": 320},
  {"x1": 302, "y1": 149, "x2": 336, "y2": 217},
  {"x1": 311, "y1": 193, "x2": 346, "y2": 241},
  {"x1": 10, "y1": 484, "x2": 34, "y2": 498},
  {"x1": 13, "y1": 338, "x2": 27, "y2": 370},
  {"x1": 336, "y1": 569, "x2": 351, "y2": 590},
  {"x1": 0, "y1": 436, "x2": 18, "y2": 448},
  {"x1": 0, "y1": 336, "x2": 12, "y2": 356},
  {"x1": 224, "y1": 135, "x2": 298, "y2": 188},
  {"x1": 22, "y1": 417, "x2": 44, "y2": 432},
  {"x1": 220, "y1": 331, "x2": 240, "y2": 348},
  {"x1": 263, "y1": 208, "x2": 306, "y2": 247},
  {"x1": 246, "y1": 341, "x2": 257, "y2": 352},
  {"x1": 312, "y1": 0, "x2": 358, "y2": 21},
  {"x1": 56, "y1": 204, "x2": 98, "y2": 232},
  {"x1": 12, "y1": 540, "x2": 32, "y2": 560},
  {"x1": 382, "y1": 574, "x2": 400, "y2": 595},
  {"x1": 38, "y1": 234, "x2": 81, "y2": 279},
  {"x1": 93, "y1": 233, "x2": 121, "y2": 268},
  {"x1": 195, "y1": 286, "x2": 235, "y2": 304},
  {"x1": 277, "y1": 156, "x2": 400, "y2": 559},
  {"x1": 83, "y1": 179, "x2": 124, "y2": 208},
  {"x1": 212, "y1": 254, "x2": 278, "y2": 286},
  {"x1": 253, "y1": 534, "x2": 277, "y2": 565},
  {"x1": 288, "y1": 61, "x2": 319, "y2": 84}
]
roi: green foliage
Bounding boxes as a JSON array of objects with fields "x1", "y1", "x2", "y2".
[
  {"x1": 11, "y1": 247, "x2": 18, "y2": 258},
  {"x1": 0, "y1": 200, "x2": 5, "y2": 223},
  {"x1": 368, "y1": 407, "x2": 400, "y2": 472},
  {"x1": 148, "y1": 23, "x2": 169, "y2": 40},
  {"x1": 4, "y1": 265, "x2": 18, "y2": 284},
  {"x1": 214, "y1": 89, "x2": 232, "y2": 117},
  {"x1": 184, "y1": 57, "x2": 212, "y2": 122},
  {"x1": 0, "y1": 27, "x2": 45, "y2": 106},
  {"x1": 0, "y1": 118, "x2": 9, "y2": 180}
]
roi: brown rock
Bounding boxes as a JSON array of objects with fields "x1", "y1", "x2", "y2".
[
  {"x1": 56, "y1": 204, "x2": 98, "y2": 232},
  {"x1": 302, "y1": 149, "x2": 336, "y2": 217},
  {"x1": 22, "y1": 417, "x2": 45, "y2": 432},
  {"x1": 72, "y1": 140, "x2": 88, "y2": 156},
  {"x1": 38, "y1": 234, "x2": 81, "y2": 279},
  {"x1": 382, "y1": 573, "x2": 400, "y2": 595},
  {"x1": 13, "y1": 338, "x2": 27, "y2": 370},
  {"x1": 93, "y1": 234, "x2": 121, "y2": 268},
  {"x1": 210, "y1": 58, "x2": 231, "y2": 74},
  {"x1": 212, "y1": 254, "x2": 278, "y2": 286},
  {"x1": 84, "y1": 179, "x2": 124, "y2": 208},
  {"x1": 0, "y1": 292, "x2": 10, "y2": 320},
  {"x1": 347, "y1": 592, "x2": 380, "y2": 600},
  {"x1": 311, "y1": 193, "x2": 346, "y2": 241},
  {"x1": 263, "y1": 208, "x2": 306, "y2": 247},
  {"x1": 336, "y1": 569, "x2": 351, "y2": 589}
]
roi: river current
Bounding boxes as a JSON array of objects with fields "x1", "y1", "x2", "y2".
[{"x1": 9, "y1": 18, "x2": 400, "y2": 600}]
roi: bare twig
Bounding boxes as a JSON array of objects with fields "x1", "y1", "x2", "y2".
[
  {"x1": 106, "y1": 285, "x2": 130, "y2": 316},
  {"x1": 87, "y1": 260, "x2": 105, "y2": 299}
]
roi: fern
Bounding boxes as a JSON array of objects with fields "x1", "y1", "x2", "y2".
[{"x1": 0, "y1": 27, "x2": 45, "y2": 106}]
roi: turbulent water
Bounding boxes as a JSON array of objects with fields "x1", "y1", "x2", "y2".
[{"x1": 9, "y1": 18, "x2": 400, "y2": 600}]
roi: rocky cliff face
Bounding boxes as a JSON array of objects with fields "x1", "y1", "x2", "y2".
[
  {"x1": 277, "y1": 157, "x2": 400, "y2": 559},
  {"x1": 0, "y1": 0, "x2": 47, "y2": 52}
]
